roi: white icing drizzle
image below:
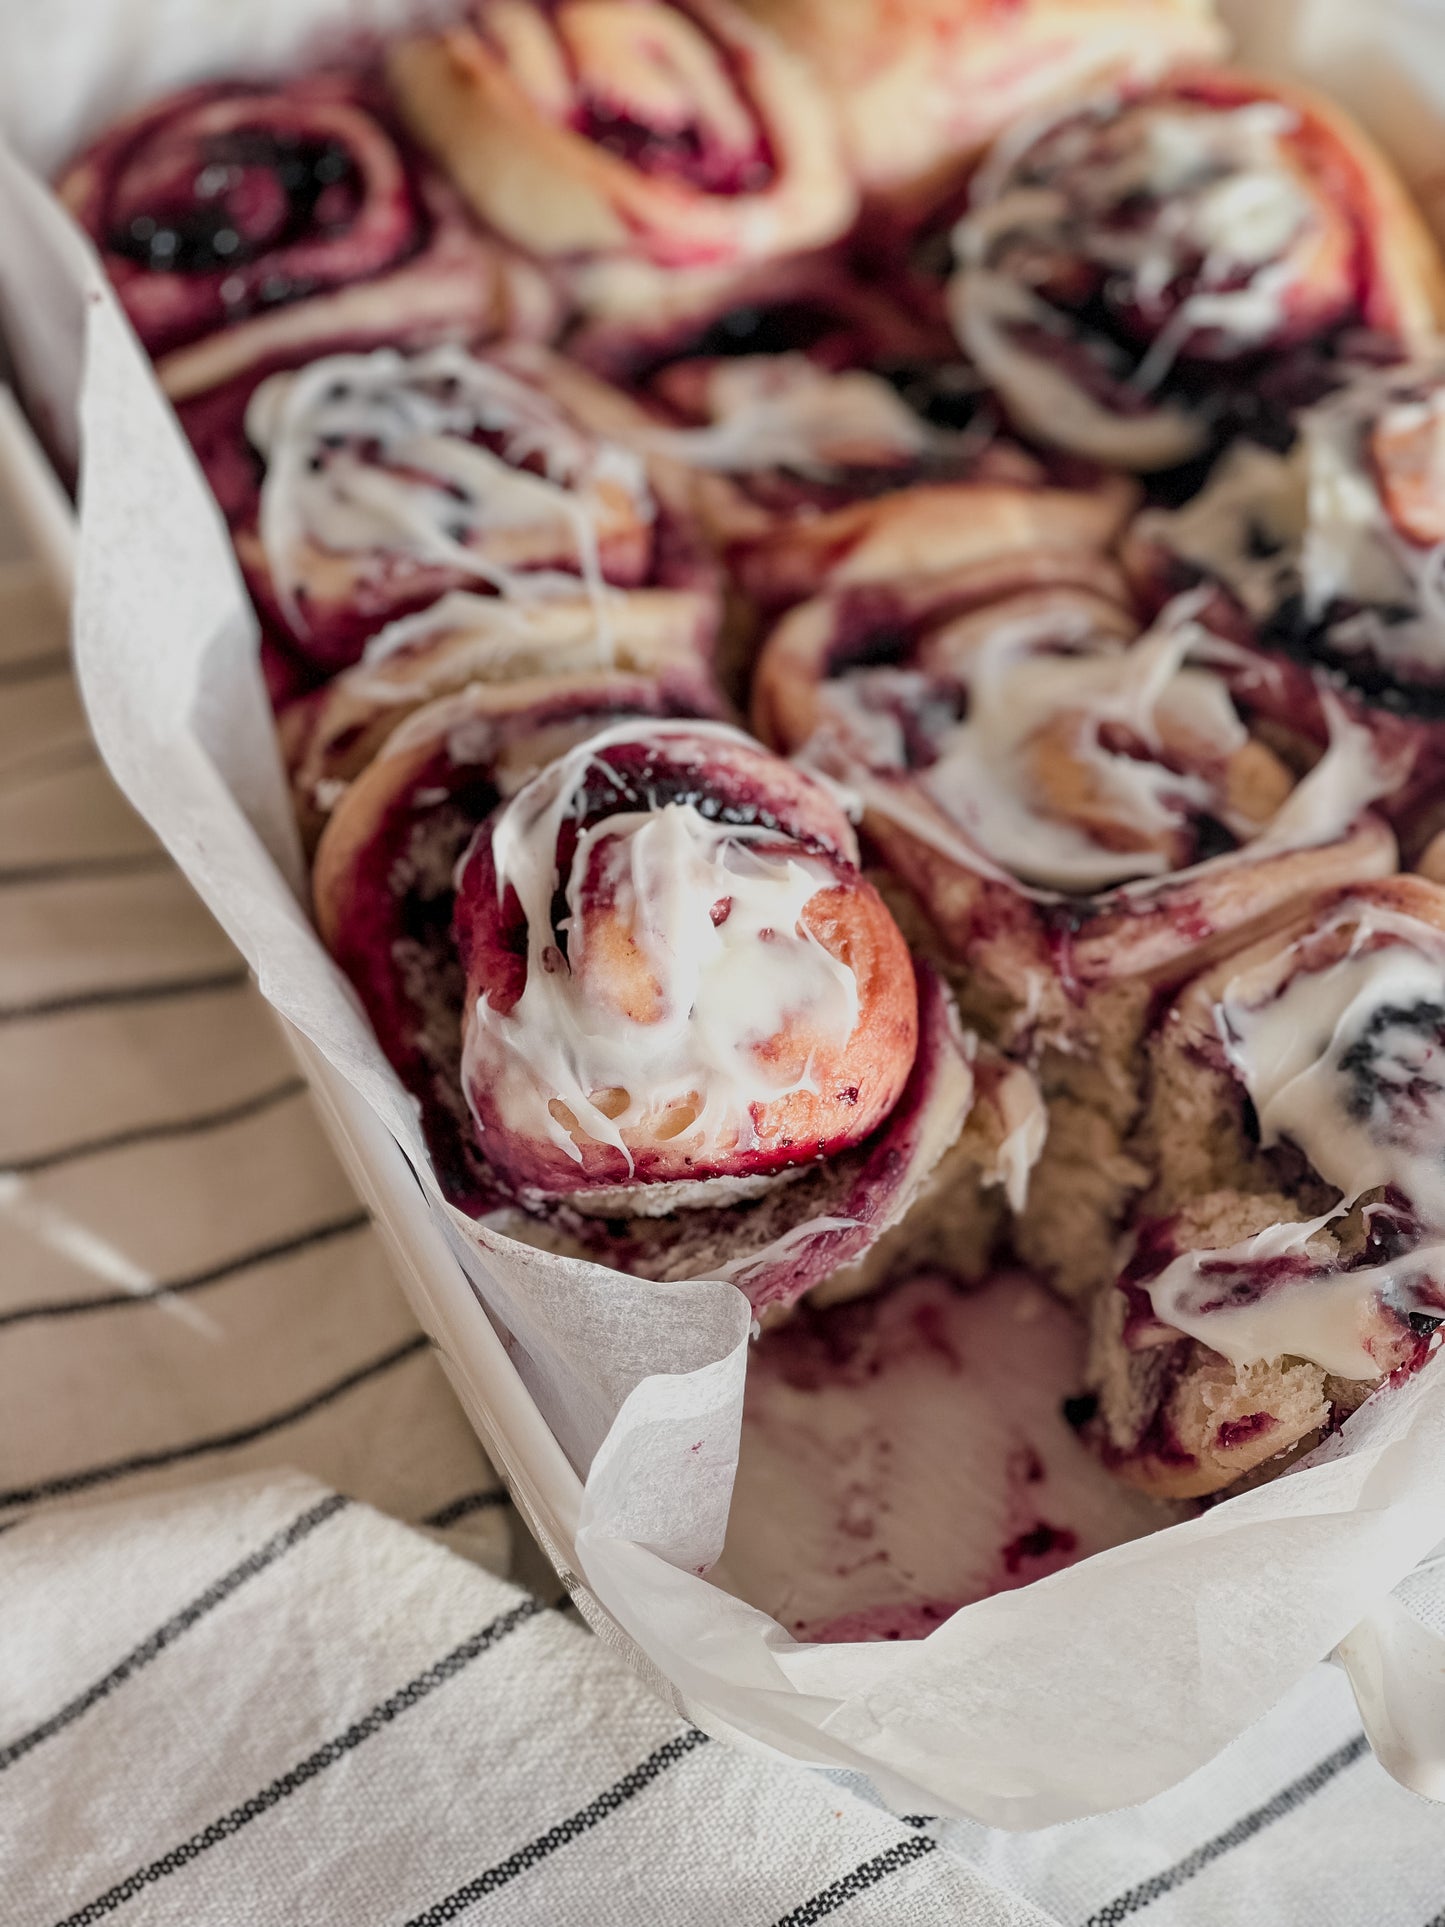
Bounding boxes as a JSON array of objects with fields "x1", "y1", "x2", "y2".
[
  {"x1": 634, "y1": 356, "x2": 963, "y2": 478},
  {"x1": 1142, "y1": 360, "x2": 1445, "y2": 677},
  {"x1": 1299, "y1": 367, "x2": 1445, "y2": 673},
  {"x1": 1216, "y1": 904, "x2": 1445, "y2": 1216},
  {"x1": 924, "y1": 606, "x2": 1237, "y2": 891},
  {"x1": 342, "y1": 590, "x2": 616, "y2": 708},
  {"x1": 1134, "y1": 438, "x2": 1306, "y2": 619},
  {"x1": 460, "y1": 720, "x2": 863, "y2": 1185},
  {"x1": 1147, "y1": 1217, "x2": 1445, "y2": 1380},
  {"x1": 1230, "y1": 692, "x2": 1398, "y2": 864},
  {"x1": 360, "y1": 590, "x2": 534, "y2": 667},
  {"x1": 951, "y1": 96, "x2": 1322, "y2": 465},
  {"x1": 961, "y1": 98, "x2": 1310, "y2": 347},
  {"x1": 982, "y1": 1052, "x2": 1048, "y2": 1213},
  {"x1": 719, "y1": 1214, "x2": 869, "y2": 1290},
  {"x1": 248, "y1": 346, "x2": 653, "y2": 634},
  {"x1": 816, "y1": 597, "x2": 1391, "y2": 898}
]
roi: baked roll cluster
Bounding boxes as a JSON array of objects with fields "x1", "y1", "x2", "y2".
[{"x1": 62, "y1": 0, "x2": 1445, "y2": 1530}]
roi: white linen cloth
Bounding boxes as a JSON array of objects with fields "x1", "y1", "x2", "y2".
[{"x1": 4, "y1": 432, "x2": 1445, "y2": 1926}]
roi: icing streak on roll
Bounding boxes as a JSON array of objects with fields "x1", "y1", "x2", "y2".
[
  {"x1": 453, "y1": 720, "x2": 918, "y2": 1198},
  {"x1": 1139, "y1": 361, "x2": 1445, "y2": 697},
  {"x1": 1219, "y1": 905, "x2": 1445, "y2": 1206},
  {"x1": 58, "y1": 74, "x2": 506, "y2": 381},
  {"x1": 245, "y1": 343, "x2": 656, "y2": 651},
  {"x1": 641, "y1": 357, "x2": 951, "y2": 481},
  {"x1": 1146, "y1": 891, "x2": 1445, "y2": 1375}
]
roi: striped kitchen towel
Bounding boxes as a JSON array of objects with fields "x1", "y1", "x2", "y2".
[{"x1": 5, "y1": 402, "x2": 1445, "y2": 1925}]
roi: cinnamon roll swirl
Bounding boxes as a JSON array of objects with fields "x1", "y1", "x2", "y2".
[
  {"x1": 58, "y1": 72, "x2": 556, "y2": 403},
  {"x1": 386, "y1": 0, "x2": 856, "y2": 322},
  {"x1": 182, "y1": 337, "x2": 717, "y2": 676},
  {"x1": 1090, "y1": 876, "x2": 1445, "y2": 1497},
  {"x1": 315, "y1": 713, "x2": 1033, "y2": 1312},
  {"x1": 948, "y1": 70, "x2": 1445, "y2": 474}
]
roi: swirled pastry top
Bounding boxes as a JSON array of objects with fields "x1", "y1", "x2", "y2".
[
  {"x1": 947, "y1": 70, "x2": 1445, "y2": 468},
  {"x1": 249, "y1": 343, "x2": 656, "y2": 621},
  {"x1": 787, "y1": 589, "x2": 1392, "y2": 897},
  {"x1": 453, "y1": 719, "x2": 919, "y2": 1197},
  {"x1": 386, "y1": 0, "x2": 855, "y2": 309}
]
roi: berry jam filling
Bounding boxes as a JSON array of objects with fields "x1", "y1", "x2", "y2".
[
  {"x1": 110, "y1": 130, "x2": 363, "y2": 279},
  {"x1": 1338, "y1": 1001, "x2": 1445, "y2": 1135},
  {"x1": 573, "y1": 102, "x2": 774, "y2": 195},
  {"x1": 1213, "y1": 1411, "x2": 1277, "y2": 1451},
  {"x1": 565, "y1": 749, "x2": 795, "y2": 843}
]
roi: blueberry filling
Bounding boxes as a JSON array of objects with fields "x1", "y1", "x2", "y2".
[
  {"x1": 685, "y1": 301, "x2": 842, "y2": 360},
  {"x1": 111, "y1": 130, "x2": 361, "y2": 278},
  {"x1": 1259, "y1": 597, "x2": 1445, "y2": 716},
  {"x1": 876, "y1": 358, "x2": 987, "y2": 434},
  {"x1": 1062, "y1": 1391, "x2": 1098, "y2": 1429},
  {"x1": 1337, "y1": 999, "x2": 1445, "y2": 1134}
]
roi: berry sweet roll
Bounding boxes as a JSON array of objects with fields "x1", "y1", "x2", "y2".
[
  {"x1": 58, "y1": 70, "x2": 556, "y2": 403},
  {"x1": 181, "y1": 337, "x2": 720, "y2": 679},
  {"x1": 283, "y1": 585, "x2": 725, "y2": 847},
  {"x1": 314, "y1": 713, "x2": 1040, "y2": 1314},
  {"x1": 385, "y1": 0, "x2": 857, "y2": 325},
  {"x1": 947, "y1": 68, "x2": 1445, "y2": 476},
  {"x1": 1126, "y1": 357, "x2": 1445, "y2": 859},
  {"x1": 1088, "y1": 877, "x2": 1445, "y2": 1497},
  {"x1": 755, "y1": 554, "x2": 1399, "y2": 1294}
]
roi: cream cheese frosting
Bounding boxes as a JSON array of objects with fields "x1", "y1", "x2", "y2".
[
  {"x1": 460, "y1": 720, "x2": 863, "y2": 1182},
  {"x1": 248, "y1": 344, "x2": 654, "y2": 628}
]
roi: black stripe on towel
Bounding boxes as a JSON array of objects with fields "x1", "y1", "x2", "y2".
[
  {"x1": 0, "y1": 966, "x2": 249, "y2": 1026},
  {"x1": 0, "y1": 1076, "x2": 307, "y2": 1178},
  {"x1": 0, "y1": 850, "x2": 172, "y2": 887},
  {"x1": 0, "y1": 1209, "x2": 370, "y2": 1331},
  {"x1": 0, "y1": 1494, "x2": 349, "y2": 1773},
  {"x1": 51, "y1": 1600, "x2": 543, "y2": 1927},
  {"x1": 0, "y1": 1334, "x2": 429, "y2": 1512},
  {"x1": 403, "y1": 1729, "x2": 712, "y2": 1924},
  {"x1": 771, "y1": 1836, "x2": 938, "y2": 1927},
  {"x1": 421, "y1": 1490, "x2": 511, "y2": 1530},
  {"x1": 0, "y1": 648, "x2": 69, "y2": 686},
  {"x1": 1082, "y1": 1733, "x2": 1370, "y2": 1924}
]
